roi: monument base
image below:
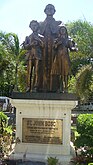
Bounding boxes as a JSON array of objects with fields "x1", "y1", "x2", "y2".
[
  {"x1": 10, "y1": 152, "x2": 74, "y2": 165},
  {"x1": 11, "y1": 93, "x2": 77, "y2": 164}
]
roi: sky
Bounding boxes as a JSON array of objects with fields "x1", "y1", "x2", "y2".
[{"x1": 0, "y1": 0, "x2": 93, "y2": 44}]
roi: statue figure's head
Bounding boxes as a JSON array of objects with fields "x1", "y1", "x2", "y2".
[
  {"x1": 44, "y1": 4, "x2": 56, "y2": 16},
  {"x1": 58, "y1": 26, "x2": 68, "y2": 38},
  {"x1": 29, "y1": 20, "x2": 39, "y2": 32}
]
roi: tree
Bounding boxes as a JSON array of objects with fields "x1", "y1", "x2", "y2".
[
  {"x1": 67, "y1": 20, "x2": 93, "y2": 101},
  {"x1": 0, "y1": 31, "x2": 26, "y2": 95},
  {"x1": 0, "y1": 33, "x2": 14, "y2": 95},
  {"x1": 67, "y1": 20, "x2": 93, "y2": 75},
  {"x1": 76, "y1": 65, "x2": 93, "y2": 102}
]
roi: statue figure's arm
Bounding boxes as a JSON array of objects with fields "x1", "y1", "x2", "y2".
[
  {"x1": 23, "y1": 35, "x2": 39, "y2": 49},
  {"x1": 32, "y1": 35, "x2": 44, "y2": 48},
  {"x1": 68, "y1": 38, "x2": 78, "y2": 52},
  {"x1": 53, "y1": 38, "x2": 62, "y2": 49},
  {"x1": 23, "y1": 36, "x2": 31, "y2": 50}
]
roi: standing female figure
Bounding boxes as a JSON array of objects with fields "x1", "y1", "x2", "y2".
[{"x1": 52, "y1": 26, "x2": 77, "y2": 92}]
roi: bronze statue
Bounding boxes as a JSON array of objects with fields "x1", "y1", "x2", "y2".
[
  {"x1": 23, "y1": 4, "x2": 77, "y2": 93},
  {"x1": 23, "y1": 20, "x2": 44, "y2": 92},
  {"x1": 39, "y1": 4, "x2": 62, "y2": 91},
  {"x1": 52, "y1": 26, "x2": 77, "y2": 92}
]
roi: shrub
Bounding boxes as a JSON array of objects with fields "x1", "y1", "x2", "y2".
[
  {"x1": 47, "y1": 157, "x2": 58, "y2": 165},
  {"x1": 75, "y1": 114, "x2": 93, "y2": 147}
]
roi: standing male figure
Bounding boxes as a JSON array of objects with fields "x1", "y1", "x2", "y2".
[
  {"x1": 39, "y1": 4, "x2": 62, "y2": 91},
  {"x1": 24, "y1": 20, "x2": 44, "y2": 92}
]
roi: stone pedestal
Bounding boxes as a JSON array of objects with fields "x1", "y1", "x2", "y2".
[{"x1": 11, "y1": 93, "x2": 77, "y2": 164}]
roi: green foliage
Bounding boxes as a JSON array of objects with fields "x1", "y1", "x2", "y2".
[
  {"x1": 4, "y1": 126, "x2": 13, "y2": 135},
  {"x1": 47, "y1": 157, "x2": 58, "y2": 165},
  {"x1": 67, "y1": 20, "x2": 93, "y2": 57},
  {"x1": 0, "y1": 112, "x2": 8, "y2": 120},
  {"x1": 76, "y1": 65, "x2": 93, "y2": 101},
  {"x1": 67, "y1": 20, "x2": 93, "y2": 75},
  {"x1": 68, "y1": 64, "x2": 93, "y2": 101},
  {"x1": 75, "y1": 135, "x2": 93, "y2": 147},
  {"x1": 77, "y1": 114, "x2": 93, "y2": 135},
  {"x1": 0, "y1": 112, "x2": 8, "y2": 134},
  {"x1": 67, "y1": 20, "x2": 93, "y2": 101},
  {"x1": 0, "y1": 31, "x2": 26, "y2": 95},
  {"x1": 75, "y1": 114, "x2": 93, "y2": 147},
  {"x1": 0, "y1": 112, "x2": 13, "y2": 156},
  {"x1": 0, "y1": 112, "x2": 13, "y2": 135},
  {"x1": 68, "y1": 75, "x2": 76, "y2": 93}
]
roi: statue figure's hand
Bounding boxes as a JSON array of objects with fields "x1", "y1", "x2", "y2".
[
  {"x1": 31, "y1": 41, "x2": 38, "y2": 46},
  {"x1": 34, "y1": 41, "x2": 38, "y2": 45}
]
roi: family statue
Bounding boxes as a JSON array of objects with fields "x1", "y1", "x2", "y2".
[{"x1": 23, "y1": 4, "x2": 77, "y2": 93}]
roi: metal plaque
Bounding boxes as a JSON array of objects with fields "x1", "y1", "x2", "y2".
[{"x1": 22, "y1": 118, "x2": 63, "y2": 144}]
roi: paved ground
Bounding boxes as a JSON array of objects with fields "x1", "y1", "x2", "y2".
[
  {"x1": 2, "y1": 159, "x2": 46, "y2": 165},
  {"x1": 17, "y1": 161, "x2": 46, "y2": 165}
]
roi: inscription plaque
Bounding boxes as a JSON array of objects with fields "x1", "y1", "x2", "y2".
[{"x1": 22, "y1": 118, "x2": 63, "y2": 144}]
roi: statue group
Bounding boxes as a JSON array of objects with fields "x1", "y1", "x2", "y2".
[{"x1": 23, "y1": 4, "x2": 77, "y2": 93}]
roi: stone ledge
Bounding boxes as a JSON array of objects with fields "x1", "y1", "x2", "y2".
[
  {"x1": 11, "y1": 92, "x2": 78, "y2": 101},
  {"x1": 10, "y1": 153, "x2": 73, "y2": 165}
]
